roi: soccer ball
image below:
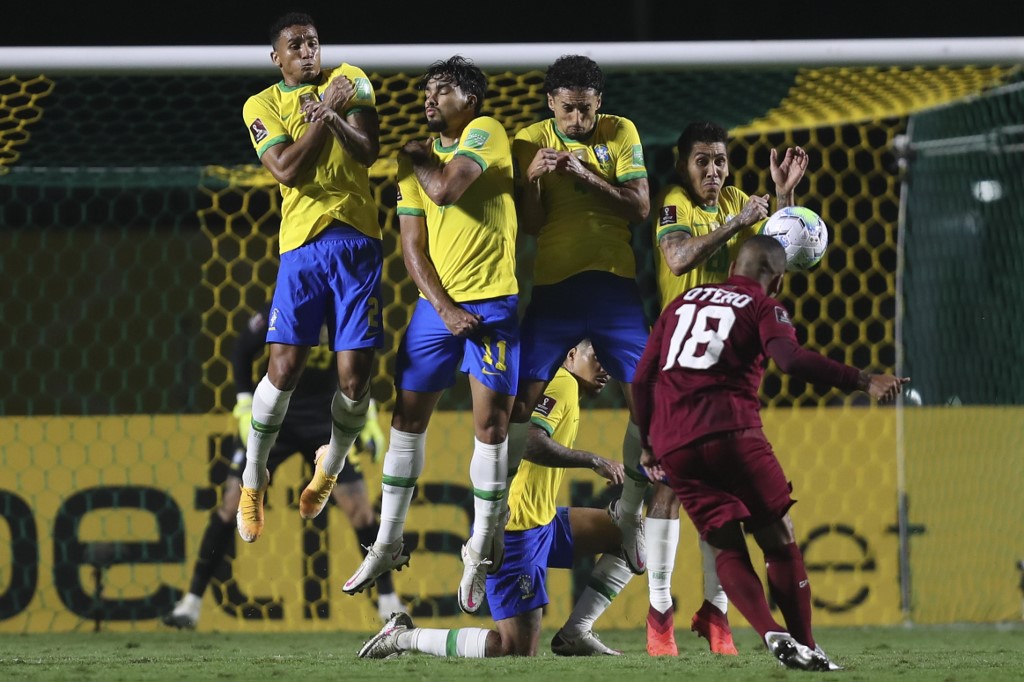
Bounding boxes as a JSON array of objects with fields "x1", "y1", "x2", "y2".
[{"x1": 761, "y1": 206, "x2": 829, "y2": 271}]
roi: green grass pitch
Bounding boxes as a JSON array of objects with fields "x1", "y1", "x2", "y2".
[{"x1": 2, "y1": 625, "x2": 1021, "y2": 680}]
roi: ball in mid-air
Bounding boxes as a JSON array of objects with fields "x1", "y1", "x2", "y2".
[{"x1": 761, "y1": 206, "x2": 829, "y2": 271}]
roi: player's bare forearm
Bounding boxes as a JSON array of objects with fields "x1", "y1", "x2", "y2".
[
  {"x1": 526, "y1": 426, "x2": 605, "y2": 471},
  {"x1": 404, "y1": 244, "x2": 456, "y2": 314},
  {"x1": 572, "y1": 170, "x2": 649, "y2": 222},
  {"x1": 410, "y1": 154, "x2": 482, "y2": 206},
  {"x1": 325, "y1": 114, "x2": 379, "y2": 167},
  {"x1": 775, "y1": 190, "x2": 796, "y2": 210},
  {"x1": 660, "y1": 218, "x2": 746, "y2": 275},
  {"x1": 260, "y1": 124, "x2": 330, "y2": 187},
  {"x1": 410, "y1": 162, "x2": 447, "y2": 205}
]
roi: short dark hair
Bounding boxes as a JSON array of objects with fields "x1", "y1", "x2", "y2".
[
  {"x1": 543, "y1": 55, "x2": 604, "y2": 95},
  {"x1": 419, "y1": 55, "x2": 487, "y2": 115},
  {"x1": 676, "y1": 121, "x2": 729, "y2": 160},
  {"x1": 270, "y1": 12, "x2": 317, "y2": 47},
  {"x1": 738, "y1": 234, "x2": 788, "y2": 277}
]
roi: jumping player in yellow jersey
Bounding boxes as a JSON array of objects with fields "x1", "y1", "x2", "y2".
[
  {"x1": 359, "y1": 340, "x2": 638, "y2": 660},
  {"x1": 235, "y1": 12, "x2": 384, "y2": 546},
  {"x1": 506, "y1": 55, "x2": 651, "y2": 581},
  {"x1": 342, "y1": 57, "x2": 520, "y2": 616},
  {"x1": 644, "y1": 121, "x2": 809, "y2": 656}
]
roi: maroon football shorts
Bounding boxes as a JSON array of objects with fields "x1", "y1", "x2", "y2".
[{"x1": 658, "y1": 427, "x2": 794, "y2": 539}]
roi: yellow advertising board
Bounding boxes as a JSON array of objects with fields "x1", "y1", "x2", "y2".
[{"x1": 1, "y1": 407, "x2": 1020, "y2": 632}]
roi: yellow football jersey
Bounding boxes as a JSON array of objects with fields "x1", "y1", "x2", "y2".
[
  {"x1": 507, "y1": 367, "x2": 580, "y2": 531},
  {"x1": 513, "y1": 115, "x2": 648, "y2": 286},
  {"x1": 242, "y1": 64, "x2": 381, "y2": 253},
  {"x1": 652, "y1": 184, "x2": 765, "y2": 310},
  {"x1": 396, "y1": 116, "x2": 518, "y2": 302}
]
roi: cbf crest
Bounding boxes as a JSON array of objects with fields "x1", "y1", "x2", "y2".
[
  {"x1": 593, "y1": 144, "x2": 611, "y2": 163},
  {"x1": 517, "y1": 574, "x2": 535, "y2": 600}
]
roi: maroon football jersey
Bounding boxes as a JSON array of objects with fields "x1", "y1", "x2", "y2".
[{"x1": 634, "y1": 275, "x2": 797, "y2": 454}]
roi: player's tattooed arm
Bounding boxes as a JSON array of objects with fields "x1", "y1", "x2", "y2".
[
  {"x1": 659, "y1": 195, "x2": 769, "y2": 275},
  {"x1": 526, "y1": 425, "x2": 625, "y2": 484},
  {"x1": 401, "y1": 140, "x2": 483, "y2": 206}
]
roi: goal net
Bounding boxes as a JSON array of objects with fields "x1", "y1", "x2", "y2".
[{"x1": 1, "y1": 40, "x2": 1020, "y2": 632}]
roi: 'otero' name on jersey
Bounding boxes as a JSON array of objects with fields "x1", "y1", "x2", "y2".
[{"x1": 682, "y1": 286, "x2": 753, "y2": 308}]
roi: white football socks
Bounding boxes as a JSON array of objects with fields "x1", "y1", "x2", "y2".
[
  {"x1": 700, "y1": 538, "x2": 729, "y2": 613},
  {"x1": 618, "y1": 421, "x2": 648, "y2": 517},
  {"x1": 242, "y1": 376, "x2": 292, "y2": 489},
  {"x1": 321, "y1": 388, "x2": 370, "y2": 476},
  {"x1": 468, "y1": 437, "x2": 507, "y2": 557},
  {"x1": 646, "y1": 516, "x2": 680, "y2": 613},
  {"x1": 377, "y1": 428, "x2": 426, "y2": 545},
  {"x1": 398, "y1": 627, "x2": 490, "y2": 658},
  {"x1": 562, "y1": 554, "x2": 633, "y2": 635}
]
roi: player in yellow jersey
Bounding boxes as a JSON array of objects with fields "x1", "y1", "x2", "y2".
[
  {"x1": 359, "y1": 340, "x2": 638, "y2": 659},
  {"x1": 342, "y1": 57, "x2": 519, "y2": 616},
  {"x1": 236, "y1": 12, "x2": 384, "y2": 545},
  {"x1": 507, "y1": 55, "x2": 651, "y2": 581},
  {"x1": 644, "y1": 121, "x2": 809, "y2": 656}
]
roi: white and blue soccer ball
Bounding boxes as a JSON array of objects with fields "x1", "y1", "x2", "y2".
[{"x1": 761, "y1": 206, "x2": 829, "y2": 271}]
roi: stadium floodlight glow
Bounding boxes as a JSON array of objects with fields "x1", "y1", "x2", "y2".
[{"x1": 972, "y1": 179, "x2": 1003, "y2": 202}]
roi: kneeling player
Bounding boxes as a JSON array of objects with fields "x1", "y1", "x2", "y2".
[{"x1": 359, "y1": 340, "x2": 634, "y2": 658}]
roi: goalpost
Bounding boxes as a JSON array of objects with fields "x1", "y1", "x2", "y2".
[{"x1": 1, "y1": 38, "x2": 1021, "y2": 633}]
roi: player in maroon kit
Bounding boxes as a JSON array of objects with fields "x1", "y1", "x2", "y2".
[{"x1": 632, "y1": 235, "x2": 907, "y2": 672}]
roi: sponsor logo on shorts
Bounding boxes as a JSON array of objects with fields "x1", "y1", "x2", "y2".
[
  {"x1": 463, "y1": 128, "x2": 490, "y2": 149},
  {"x1": 517, "y1": 574, "x2": 535, "y2": 600},
  {"x1": 250, "y1": 118, "x2": 269, "y2": 143},
  {"x1": 660, "y1": 205, "x2": 678, "y2": 227},
  {"x1": 268, "y1": 307, "x2": 280, "y2": 331},
  {"x1": 534, "y1": 395, "x2": 557, "y2": 416},
  {"x1": 481, "y1": 367, "x2": 501, "y2": 376},
  {"x1": 774, "y1": 306, "x2": 792, "y2": 326}
]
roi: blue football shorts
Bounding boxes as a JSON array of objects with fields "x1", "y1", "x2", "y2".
[
  {"x1": 394, "y1": 295, "x2": 519, "y2": 395},
  {"x1": 485, "y1": 507, "x2": 574, "y2": 621},
  {"x1": 519, "y1": 271, "x2": 648, "y2": 383},
  {"x1": 267, "y1": 224, "x2": 383, "y2": 351}
]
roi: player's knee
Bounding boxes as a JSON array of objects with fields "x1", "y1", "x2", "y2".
[
  {"x1": 475, "y1": 421, "x2": 508, "y2": 444},
  {"x1": 647, "y1": 482, "x2": 678, "y2": 517},
  {"x1": 753, "y1": 514, "x2": 796, "y2": 550},
  {"x1": 510, "y1": 400, "x2": 533, "y2": 423},
  {"x1": 495, "y1": 631, "x2": 530, "y2": 657},
  {"x1": 336, "y1": 374, "x2": 371, "y2": 402},
  {"x1": 267, "y1": 358, "x2": 302, "y2": 390}
]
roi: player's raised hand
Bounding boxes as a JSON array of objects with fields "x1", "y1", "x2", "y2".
[
  {"x1": 770, "y1": 146, "x2": 809, "y2": 195},
  {"x1": 439, "y1": 303, "x2": 483, "y2": 338},
  {"x1": 738, "y1": 194, "x2": 770, "y2": 226},
  {"x1": 866, "y1": 374, "x2": 911, "y2": 403},
  {"x1": 303, "y1": 100, "x2": 341, "y2": 124},
  {"x1": 320, "y1": 75, "x2": 355, "y2": 110},
  {"x1": 400, "y1": 139, "x2": 433, "y2": 164},
  {"x1": 526, "y1": 148, "x2": 564, "y2": 182}
]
